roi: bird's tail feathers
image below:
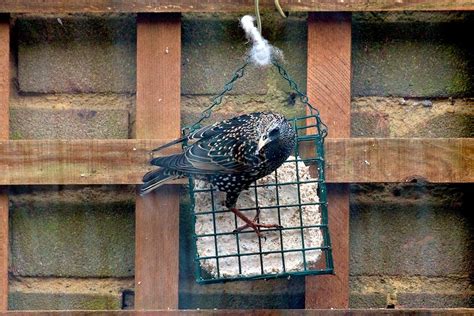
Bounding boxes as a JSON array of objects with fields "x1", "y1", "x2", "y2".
[
  {"x1": 151, "y1": 137, "x2": 186, "y2": 153},
  {"x1": 140, "y1": 168, "x2": 179, "y2": 195}
]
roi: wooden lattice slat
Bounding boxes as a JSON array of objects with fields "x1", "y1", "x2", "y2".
[
  {"x1": 0, "y1": 13, "x2": 9, "y2": 312},
  {"x1": 134, "y1": 13, "x2": 181, "y2": 310},
  {"x1": 0, "y1": 309, "x2": 473, "y2": 315},
  {"x1": 0, "y1": 0, "x2": 473, "y2": 13},
  {"x1": 0, "y1": 138, "x2": 472, "y2": 185},
  {"x1": 305, "y1": 12, "x2": 351, "y2": 308}
]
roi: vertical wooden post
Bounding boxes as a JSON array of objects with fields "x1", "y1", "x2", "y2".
[
  {"x1": 305, "y1": 12, "x2": 351, "y2": 309},
  {"x1": 135, "y1": 13, "x2": 181, "y2": 310},
  {"x1": 0, "y1": 13, "x2": 9, "y2": 311}
]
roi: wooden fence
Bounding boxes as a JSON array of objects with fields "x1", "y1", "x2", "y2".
[{"x1": 0, "y1": 0, "x2": 473, "y2": 313}]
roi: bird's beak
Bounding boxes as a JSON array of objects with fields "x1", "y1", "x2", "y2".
[{"x1": 257, "y1": 136, "x2": 270, "y2": 153}]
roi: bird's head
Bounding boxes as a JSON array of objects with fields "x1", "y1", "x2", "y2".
[{"x1": 256, "y1": 114, "x2": 295, "y2": 154}]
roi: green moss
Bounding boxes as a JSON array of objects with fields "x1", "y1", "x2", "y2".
[
  {"x1": 16, "y1": 15, "x2": 136, "y2": 45},
  {"x1": 10, "y1": 199, "x2": 135, "y2": 277},
  {"x1": 9, "y1": 292, "x2": 121, "y2": 310},
  {"x1": 448, "y1": 68, "x2": 473, "y2": 95},
  {"x1": 10, "y1": 130, "x2": 23, "y2": 140},
  {"x1": 81, "y1": 295, "x2": 121, "y2": 310},
  {"x1": 417, "y1": 113, "x2": 474, "y2": 137},
  {"x1": 9, "y1": 109, "x2": 24, "y2": 140},
  {"x1": 352, "y1": 19, "x2": 474, "y2": 97}
]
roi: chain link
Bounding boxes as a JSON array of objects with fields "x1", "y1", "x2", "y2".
[
  {"x1": 272, "y1": 60, "x2": 328, "y2": 140},
  {"x1": 184, "y1": 61, "x2": 250, "y2": 134},
  {"x1": 185, "y1": 59, "x2": 328, "y2": 140}
]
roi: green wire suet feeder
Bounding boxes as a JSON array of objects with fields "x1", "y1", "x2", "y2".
[
  {"x1": 183, "y1": 59, "x2": 333, "y2": 283},
  {"x1": 183, "y1": 14, "x2": 332, "y2": 282}
]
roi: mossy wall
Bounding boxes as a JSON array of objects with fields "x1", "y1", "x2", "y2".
[{"x1": 7, "y1": 12, "x2": 474, "y2": 309}]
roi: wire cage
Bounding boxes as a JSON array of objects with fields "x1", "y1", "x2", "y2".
[{"x1": 184, "y1": 60, "x2": 333, "y2": 283}]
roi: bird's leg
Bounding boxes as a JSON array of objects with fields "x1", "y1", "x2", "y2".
[
  {"x1": 226, "y1": 191, "x2": 282, "y2": 238},
  {"x1": 231, "y1": 207, "x2": 263, "y2": 237},
  {"x1": 231, "y1": 207, "x2": 283, "y2": 237}
]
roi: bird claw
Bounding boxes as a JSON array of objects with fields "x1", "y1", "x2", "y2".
[
  {"x1": 231, "y1": 207, "x2": 283, "y2": 238},
  {"x1": 233, "y1": 227, "x2": 262, "y2": 238}
]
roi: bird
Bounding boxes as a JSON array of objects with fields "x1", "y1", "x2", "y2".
[{"x1": 141, "y1": 112, "x2": 296, "y2": 237}]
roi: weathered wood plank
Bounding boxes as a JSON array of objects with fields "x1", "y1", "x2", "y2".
[
  {"x1": 305, "y1": 12, "x2": 351, "y2": 309},
  {"x1": 1, "y1": 309, "x2": 474, "y2": 315},
  {"x1": 0, "y1": 0, "x2": 473, "y2": 13},
  {"x1": 0, "y1": 13, "x2": 9, "y2": 312},
  {"x1": 0, "y1": 190, "x2": 7, "y2": 312},
  {"x1": 135, "y1": 13, "x2": 181, "y2": 310},
  {"x1": 327, "y1": 138, "x2": 474, "y2": 183},
  {"x1": 0, "y1": 139, "x2": 175, "y2": 185},
  {"x1": 0, "y1": 138, "x2": 472, "y2": 185}
]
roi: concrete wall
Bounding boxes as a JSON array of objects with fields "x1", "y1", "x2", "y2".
[{"x1": 7, "y1": 12, "x2": 474, "y2": 309}]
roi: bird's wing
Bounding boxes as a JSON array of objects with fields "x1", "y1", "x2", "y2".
[
  {"x1": 188, "y1": 114, "x2": 256, "y2": 140},
  {"x1": 186, "y1": 133, "x2": 262, "y2": 173},
  {"x1": 150, "y1": 115, "x2": 264, "y2": 175},
  {"x1": 150, "y1": 151, "x2": 218, "y2": 174},
  {"x1": 186, "y1": 114, "x2": 264, "y2": 172},
  {"x1": 151, "y1": 135, "x2": 262, "y2": 175},
  {"x1": 150, "y1": 114, "x2": 256, "y2": 152}
]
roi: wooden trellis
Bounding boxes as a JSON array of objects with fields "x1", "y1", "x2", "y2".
[{"x1": 0, "y1": 0, "x2": 473, "y2": 313}]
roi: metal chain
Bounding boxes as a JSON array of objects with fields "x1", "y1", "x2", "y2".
[
  {"x1": 272, "y1": 60, "x2": 328, "y2": 139},
  {"x1": 184, "y1": 61, "x2": 250, "y2": 134},
  {"x1": 185, "y1": 59, "x2": 328, "y2": 140}
]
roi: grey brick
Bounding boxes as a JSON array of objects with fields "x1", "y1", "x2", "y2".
[
  {"x1": 350, "y1": 293, "x2": 387, "y2": 308},
  {"x1": 16, "y1": 15, "x2": 136, "y2": 93},
  {"x1": 350, "y1": 97, "x2": 474, "y2": 138},
  {"x1": 9, "y1": 292, "x2": 122, "y2": 310},
  {"x1": 353, "y1": 12, "x2": 474, "y2": 23},
  {"x1": 397, "y1": 293, "x2": 474, "y2": 308},
  {"x1": 351, "y1": 111, "x2": 390, "y2": 137},
  {"x1": 180, "y1": 95, "x2": 305, "y2": 128},
  {"x1": 349, "y1": 275, "x2": 473, "y2": 309},
  {"x1": 352, "y1": 17, "x2": 474, "y2": 97},
  {"x1": 350, "y1": 183, "x2": 473, "y2": 277},
  {"x1": 410, "y1": 112, "x2": 474, "y2": 138},
  {"x1": 181, "y1": 15, "x2": 307, "y2": 96},
  {"x1": 9, "y1": 186, "x2": 135, "y2": 277},
  {"x1": 181, "y1": 16, "x2": 266, "y2": 95},
  {"x1": 268, "y1": 17, "x2": 308, "y2": 95},
  {"x1": 8, "y1": 276, "x2": 133, "y2": 310},
  {"x1": 10, "y1": 107, "x2": 129, "y2": 139}
]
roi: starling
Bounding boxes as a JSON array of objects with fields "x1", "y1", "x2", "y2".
[{"x1": 141, "y1": 112, "x2": 296, "y2": 237}]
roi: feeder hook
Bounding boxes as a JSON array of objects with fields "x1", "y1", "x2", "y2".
[{"x1": 254, "y1": 0, "x2": 287, "y2": 35}]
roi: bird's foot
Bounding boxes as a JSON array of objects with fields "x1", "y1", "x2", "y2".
[{"x1": 231, "y1": 207, "x2": 283, "y2": 238}]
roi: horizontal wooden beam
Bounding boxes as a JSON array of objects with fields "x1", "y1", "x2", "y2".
[
  {"x1": 0, "y1": 309, "x2": 473, "y2": 315},
  {"x1": 0, "y1": 138, "x2": 472, "y2": 185},
  {"x1": 0, "y1": 139, "x2": 172, "y2": 185},
  {"x1": 0, "y1": 0, "x2": 472, "y2": 13},
  {"x1": 326, "y1": 138, "x2": 473, "y2": 183}
]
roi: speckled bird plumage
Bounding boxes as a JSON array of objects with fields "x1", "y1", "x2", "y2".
[{"x1": 141, "y1": 112, "x2": 296, "y2": 231}]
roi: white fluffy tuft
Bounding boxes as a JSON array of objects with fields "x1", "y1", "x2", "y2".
[{"x1": 240, "y1": 15, "x2": 280, "y2": 66}]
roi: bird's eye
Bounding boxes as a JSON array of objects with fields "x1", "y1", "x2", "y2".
[
  {"x1": 262, "y1": 135, "x2": 267, "y2": 140},
  {"x1": 269, "y1": 127, "x2": 280, "y2": 138}
]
